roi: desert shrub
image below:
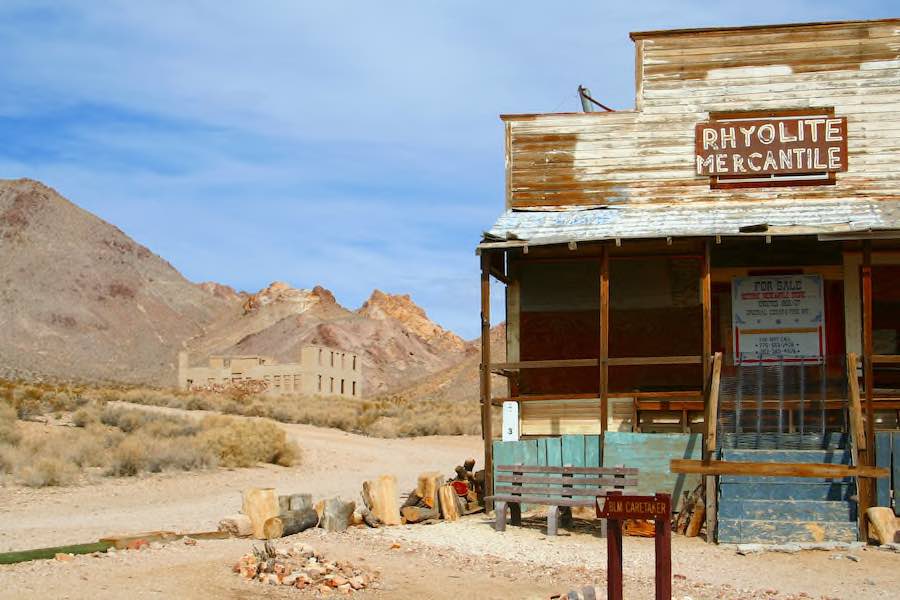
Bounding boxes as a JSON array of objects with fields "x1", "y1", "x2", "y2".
[
  {"x1": 17, "y1": 456, "x2": 79, "y2": 487},
  {"x1": 184, "y1": 395, "x2": 213, "y2": 411},
  {"x1": 0, "y1": 403, "x2": 21, "y2": 445},
  {"x1": 105, "y1": 435, "x2": 149, "y2": 476},
  {"x1": 198, "y1": 416, "x2": 299, "y2": 468},
  {"x1": 0, "y1": 444, "x2": 20, "y2": 474},
  {"x1": 100, "y1": 405, "x2": 149, "y2": 432},
  {"x1": 106, "y1": 432, "x2": 215, "y2": 476},
  {"x1": 72, "y1": 406, "x2": 100, "y2": 428}
]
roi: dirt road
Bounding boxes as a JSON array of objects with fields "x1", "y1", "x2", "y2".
[
  {"x1": 0, "y1": 403, "x2": 480, "y2": 551},
  {"x1": 1, "y1": 407, "x2": 898, "y2": 599}
]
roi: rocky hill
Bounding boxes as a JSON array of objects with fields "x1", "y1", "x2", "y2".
[
  {"x1": 186, "y1": 285, "x2": 469, "y2": 395},
  {"x1": 378, "y1": 323, "x2": 506, "y2": 406},
  {"x1": 0, "y1": 179, "x2": 474, "y2": 393},
  {"x1": 0, "y1": 178, "x2": 236, "y2": 384}
]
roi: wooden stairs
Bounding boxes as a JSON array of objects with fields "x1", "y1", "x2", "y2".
[{"x1": 717, "y1": 444, "x2": 859, "y2": 544}]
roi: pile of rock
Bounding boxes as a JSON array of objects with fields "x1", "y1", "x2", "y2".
[{"x1": 233, "y1": 541, "x2": 377, "y2": 594}]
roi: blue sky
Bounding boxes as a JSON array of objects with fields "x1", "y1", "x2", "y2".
[{"x1": 0, "y1": 2, "x2": 895, "y2": 338}]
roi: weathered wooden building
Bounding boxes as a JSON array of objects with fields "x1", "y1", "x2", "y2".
[{"x1": 478, "y1": 19, "x2": 900, "y2": 543}]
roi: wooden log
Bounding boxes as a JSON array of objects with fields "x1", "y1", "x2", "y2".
[
  {"x1": 0, "y1": 542, "x2": 113, "y2": 565},
  {"x1": 99, "y1": 531, "x2": 179, "y2": 549},
  {"x1": 438, "y1": 485, "x2": 461, "y2": 521},
  {"x1": 361, "y1": 475, "x2": 401, "y2": 526},
  {"x1": 315, "y1": 498, "x2": 356, "y2": 532},
  {"x1": 401, "y1": 505, "x2": 438, "y2": 523},
  {"x1": 218, "y1": 514, "x2": 253, "y2": 538},
  {"x1": 866, "y1": 507, "x2": 898, "y2": 545},
  {"x1": 278, "y1": 493, "x2": 313, "y2": 513},
  {"x1": 262, "y1": 508, "x2": 319, "y2": 539},
  {"x1": 402, "y1": 490, "x2": 424, "y2": 508},
  {"x1": 359, "y1": 506, "x2": 382, "y2": 528},
  {"x1": 416, "y1": 472, "x2": 445, "y2": 510},
  {"x1": 242, "y1": 488, "x2": 280, "y2": 540},
  {"x1": 685, "y1": 500, "x2": 706, "y2": 538}
]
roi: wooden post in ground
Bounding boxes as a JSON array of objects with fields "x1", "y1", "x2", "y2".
[
  {"x1": 480, "y1": 251, "x2": 494, "y2": 504},
  {"x1": 861, "y1": 242, "x2": 875, "y2": 542},
  {"x1": 607, "y1": 517, "x2": 623, "y2": 600},
  {"x1": 862, "y1": 242, "x2": 876, "y2": 458},
  {"x1": 847, "y1": 351, "x2": 870, "y2": 541},
  {"x1": 655, "y1": 502, "x2": 672, "y2": 600},
  {"x1": 600, "y1": 246, "x2": 610, "y2": 433},
  {"x1": 704, "y1": 352, "x2": 722, "y2": 544}
]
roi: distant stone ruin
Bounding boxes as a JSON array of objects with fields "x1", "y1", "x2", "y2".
[{"x1": 178, "y1": 345, "x2": 361, "y2": 398}]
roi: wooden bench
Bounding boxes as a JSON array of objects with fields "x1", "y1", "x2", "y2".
[{"x1": 489, "y1": 464, "x2": 639, "y2": 536}]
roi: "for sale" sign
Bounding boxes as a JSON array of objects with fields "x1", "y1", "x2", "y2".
[{"x1": 732, "y1": 274, "x2": 825, "y2": 364}]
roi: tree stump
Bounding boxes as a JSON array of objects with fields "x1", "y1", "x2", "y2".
[
  {"x1": 278, "y1": 493, "x2": 313, "y2": 513},
  {"x1": 316, "y1": 498, "x2": 356, "y2": 532},
  {"x1": 416, "y1": 472, "x2": 445, "y2": 510},
  {"x1": 242, "y1": 488, "x2": 280, "y2": 540},
  {"x1": 361, "y1": 475, "x2": 401, "y2": 526},
  {"x1": 438, "y1": 485, "x2": 462, "y2": 521}
]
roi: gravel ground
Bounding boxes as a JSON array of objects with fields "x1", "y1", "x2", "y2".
[{"x1": 1, "y1": 407, "x2": 898, "y2": 599}]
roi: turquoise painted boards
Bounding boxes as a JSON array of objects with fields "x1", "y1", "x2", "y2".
[
  {"x1": 493, "y1": 433, "x2": 697, "y2": 510},
  {"x1": 493, "y1": 435, "x2": 602, "y2": 503},
  {"x1": 602, "y1": 432, "x2": 702, "y2": 512},
  {"x1": 874, "y1": 431, "x2": 900, "y2": 515}
]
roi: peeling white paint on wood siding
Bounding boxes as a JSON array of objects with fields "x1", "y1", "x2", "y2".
[{"x1": 505, "y1": 21, "x2": 900, "y2": 209}]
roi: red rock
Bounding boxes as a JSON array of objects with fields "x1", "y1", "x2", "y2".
[{"x1": 126, "y1": 539, "x2": 148, "y2": 551}]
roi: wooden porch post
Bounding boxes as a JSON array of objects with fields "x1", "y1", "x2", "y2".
[
  {"x1": 862, "y1": 241, "x2": 875, "y2": 461},
  {"x1": 859, "y1": 242, "x2": 875, "y2": 541},
  {"x1": 600, "y1": 246, "x2": 610, "y2": 433},
  {"x1": 702, "y1": 240, "x2": 712, "y2": 385},
  {"x1": 480, "y1": 251, "x2": 494, "y2": 502}
]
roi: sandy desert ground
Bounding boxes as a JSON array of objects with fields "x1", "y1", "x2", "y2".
[{"x1": 1, "y1": 406, "x2": 898, "y2": 600}]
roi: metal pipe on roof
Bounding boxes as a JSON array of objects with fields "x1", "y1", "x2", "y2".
[{"x1": 578, "y1": 85, "x2": 614, "y2": 112}]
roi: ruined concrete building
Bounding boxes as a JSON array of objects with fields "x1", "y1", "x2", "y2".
[
  {"x1": 478, "y1": 19, "x2": 900, "y2": 545},
  {"x1": 178, "y1": 345, "x2": 361, "y2": 398}
]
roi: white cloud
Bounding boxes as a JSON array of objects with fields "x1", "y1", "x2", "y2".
[{"x1": 0, "y1": 0, "x2": 893, "y2": 337}]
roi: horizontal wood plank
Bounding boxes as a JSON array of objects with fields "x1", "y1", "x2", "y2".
[
  {"x1": 608, "y1": 355, "x2": 702, "y2": 366},
  {"x1": 671, "y1": 459, "x2": 889, "y2": 479},
  {"x1": 497, "y1": 465, "x2": 639, "y2": 475},
  {"x1": 496, "y1": 475, "x2": 639, "y2": 486},
  {"x1": 487, "y1": 495, "x2": 596, "y2": 507},
  {"x1": 492, "y1": 486, "x2": 634, "y2": 497},
  {"x1": 491, "y1": 359, "x2": 598, "y2": 370},
  {"x1": 872, "y1": 354, "x2": 900, "y2": 364}
]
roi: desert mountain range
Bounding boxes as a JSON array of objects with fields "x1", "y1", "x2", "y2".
[{"x1": 0, "y1": 178, "x2": 493, "y2": 397}]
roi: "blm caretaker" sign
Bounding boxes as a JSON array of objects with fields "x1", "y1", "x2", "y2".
[
  {"x1": 695, "y1": 114, "x2": 848, "y2": 176},
  {"x1": 732, "y1": 274, "x2": 825, "y2": 364}
]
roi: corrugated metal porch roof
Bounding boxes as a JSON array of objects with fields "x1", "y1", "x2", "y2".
[{"x1": 480, "y1": 199, "x2": 900, "y2": 248}]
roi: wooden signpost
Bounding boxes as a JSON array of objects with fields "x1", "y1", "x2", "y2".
[{"x1": 596, "y1": 492, "x2": 672, "y2": 600}]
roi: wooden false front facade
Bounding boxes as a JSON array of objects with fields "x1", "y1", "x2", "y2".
[{"x1": 478, "y1": 19, "x2": 900, "y2": 539}]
